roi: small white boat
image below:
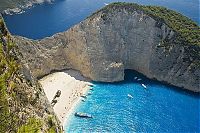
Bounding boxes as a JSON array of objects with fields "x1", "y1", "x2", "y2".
[
  {"x1": 137, "y1": 78, "x2": 142, "y2": 81},
  {"x1": 134, "y1": 77, "x2": 137, "y2": 80},
  {"x1": 141, "y1": 84, "x2": 147, "y2": 89},
  {"x1": 104, "y1": 3, "x2": 109, "y2": 5},
  {"x1": 128, "y1": 94, "x2": 133, "y2": 99}
]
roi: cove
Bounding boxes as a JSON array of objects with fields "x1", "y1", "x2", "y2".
[
  {"x1": 2, "y1": 0, "x2": 199, "y2": 132},
  {"x1": 3, "y1": 0, "x2": 199, "y2": 39},
  {"x1": 65, "y1": 70, "x2": 199, "y2": 132}
]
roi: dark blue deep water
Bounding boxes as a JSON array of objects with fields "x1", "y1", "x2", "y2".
[
  {"x1": 65, "y1": 70, "x2": 199, "y2": 132},
  {"x1": 3, "y1": 0, "x2": 200, "y2": 132},
  {"x1": 3, "y1": 0, "x2": 199, "y2": 39}
]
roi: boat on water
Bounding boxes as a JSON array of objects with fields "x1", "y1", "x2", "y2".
[
  {"x1": 134, "y1": 77, "x2": 137, "y2": 80},
  {"x1": 128, "y1": 94, "x2": 133, "y2": 98},
  {"x1": 75, "y1": 112, "x2": 93, "y2": 118},
  {"x1": 104, "y1": 3, "x2": 109, "y2": 6},
  {"x1": 137, "y1": 78, "x2": 142, "y2": 81},
  {"x1": 141, "y1": 84, "x2": 147, "y2": 89}
]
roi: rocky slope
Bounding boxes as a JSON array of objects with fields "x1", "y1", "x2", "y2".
[
  {"x1": 0, "y1": 15, "x2": 62, "y2": 133},
  {"x1": 0, "y1": 0, "x2": 54, "y2": 14},
  {"x1": 14, "y1": 3, "x2": 200, "y2": 92}
]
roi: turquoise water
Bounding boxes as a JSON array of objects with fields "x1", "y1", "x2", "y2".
[
  {"x1": 3, "y1": 0, "x2": 199, "y2": 39},
  {"x1": 65, "y1": 70, "x2": 199, "y2": 132},
  {"x1": 2, "y1": 0, "x2": 199, "y2": 132}
]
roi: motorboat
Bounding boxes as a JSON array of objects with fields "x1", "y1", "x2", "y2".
[
  {"x1": 75, "y1": 112, "x2": 93, "y2": 118},
  {"x1": 128, "y1": 94, "x2": 133, "y2": 99},
  {"x1": 141, "y1": 84, "x2": 147, "y2": 89}
]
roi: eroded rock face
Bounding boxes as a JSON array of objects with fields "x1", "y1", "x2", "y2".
[{"x1": 14, "y1": 7, "x2": 199, "y2": 92}]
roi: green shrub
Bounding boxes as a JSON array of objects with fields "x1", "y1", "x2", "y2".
[
  {"x1": 17, "y1": 118, "x2": 42, "y2": 133},
  {"x1": 91, "y1": 2, "x2": 200, "y2": 47},
  {"x1": 0, "y1": 17, "x2": 19, "y2": 133},
  {"x1": 90, "y1": 2, "x2": 200, "y2": 66},
  {"x1": 46, "y1": 115, "x2": 58, "y2": 133}
]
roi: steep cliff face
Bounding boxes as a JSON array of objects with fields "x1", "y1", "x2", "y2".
[
  {"x1": 14, "y1": 3, "x2": 200, "y2": 92},
  {"x1": 0, "y1": 15, "x2": 61, "y2": 133}
]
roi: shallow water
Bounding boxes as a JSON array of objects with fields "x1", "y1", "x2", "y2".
[
  {"x1": 3, "y1": 0, "x2": 199, "y2": 39},
  {"x1": 2, "y1": 0, "x2": 199, "y2": 132},
  {"x1": 65, "y1": 70, "x2": 199, "y2": 132}
]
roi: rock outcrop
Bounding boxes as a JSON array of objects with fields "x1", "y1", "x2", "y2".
[
  {"x1": 14, "y1": 3, "x2": 200, "y2": 92},
  {"x1": 0, "y1": 15, "x2": 62, "y2": 133},
  {"x1": 0, "y1": 0, "x2": 54, "y2": 15}
]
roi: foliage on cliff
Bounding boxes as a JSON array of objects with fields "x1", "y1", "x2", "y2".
[
  {"x1": 17, "y1": 118, "x2": 42, "y2": 133},
  {"x1": 0, "y1": 16, "x2": 61, "y2": 133},
  {"x1": 0, "y1": 16, "x2": 19, "y2": 133},
  {"x1": 96, "y1": 2, "x2": 200, "y2": 46},
  {"x1": 0, "y1": 0, "x2": 28, "y2": 12},
  {"x1": 0, "y1": 0, "x2": 54, "y2": 14},
  {"x1": 91, "y1": 2, "x2": 200, "y2": 67}
]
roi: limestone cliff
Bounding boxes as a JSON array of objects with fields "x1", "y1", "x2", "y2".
[
  {"x1": 14, "y1": 3, "x2": 200, "y2": 92},
  {"x1": 0, "y1": 15, "x2": 62, "y2": 133}
]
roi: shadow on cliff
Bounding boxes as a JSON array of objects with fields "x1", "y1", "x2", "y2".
[
  {"x1": 64, "y1": 69, "x2": 91, "y2": 82},
  {"x1": 37, "y1": 68, "x2": 90, "y2": 82},
  {"x1": 93, "y1": 69, "x2": 200, "y2": 98}
]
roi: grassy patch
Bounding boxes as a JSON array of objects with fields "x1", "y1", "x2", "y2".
[
  {"x1": 0, "y1": 17, "x2": 19, "y2": 132},
  {"x1": 17, "y1": 118, "x2": 42, "y2": 133},
  {"x1": 46, "y1": 115, "x2": 58, "y2": 133}
]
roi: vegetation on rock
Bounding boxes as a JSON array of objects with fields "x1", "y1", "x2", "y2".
[
  {"x1": 94, "y1": 2, "x2": 200, "y2": 46},
  {"x1": 0, "y1": 16, "x2": 19, "y2": 133},
  {"x1": 91, "y1": 2, "x2": 200, "y2": 67},
  {"x1": 0, "y1": 0, "x2": 28, "y2": 12},
  {"x1": 17, "y1": 118, "x2": 43, "y2": 133},
  {"x1": 0, "y1": 16, "x2": 61, "y2": 133}
]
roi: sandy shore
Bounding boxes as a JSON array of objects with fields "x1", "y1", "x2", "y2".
[{"x1": 39, "y1": 70, "x2": 93, "y2": 126}]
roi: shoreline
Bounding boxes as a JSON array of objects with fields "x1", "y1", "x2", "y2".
[
  {"x1": 62, "y1": 85, "x2": 90, "y2": 130},
  {"x1": 39, "y1": 70, "x2": 93, "y2": 128},
  {"x1": 2, "y1": 0, "x2": 54, "y2": 15}
]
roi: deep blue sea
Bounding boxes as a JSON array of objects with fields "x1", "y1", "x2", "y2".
[
  {"x1": 3, "y1": 0, "x2": 200, "y2": 39},
  {"x1": 3, "y1": 0, "x2": 200, "y2": 132}
]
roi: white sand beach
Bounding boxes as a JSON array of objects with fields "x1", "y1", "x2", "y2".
[{"x1": 39, "y1": 70, "x2": 92, "y2": 126}]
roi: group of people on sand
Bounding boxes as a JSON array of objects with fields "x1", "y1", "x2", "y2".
[{"x1": 59, "y1": 82, "x2": 88, "y2": 120}]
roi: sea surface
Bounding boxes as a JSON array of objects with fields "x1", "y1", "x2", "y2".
[
  {"x1": 2, "y1": 0, "x2": 200, "y2": 132},
  {"x1": 3, "y1": 0, "x2": 199, "y2": 39},
  {"x1": 65, "y1": 70, "x2": 199, "y2": 132}
]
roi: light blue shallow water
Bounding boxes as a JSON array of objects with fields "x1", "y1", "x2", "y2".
[
  {"x1": 65, "y1": 70, "x2": 199, "y2": 132},
  {"x1": 2, "y1": 0, "x2": 199, "y2": 132},
  {"x1": 3, "y1": 0, "x2": 199, "y2": 39}
]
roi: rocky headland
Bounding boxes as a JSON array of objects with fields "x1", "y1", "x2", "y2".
[
  {"x1": 0, "y1": 0, "x2": 54, "y2": 15},
  {"x1": 14, "y1": 3, "x2": 200, "y2": 92},
  {"x1": 0, "y1": 2, "x2": 199, "y2": 132}
]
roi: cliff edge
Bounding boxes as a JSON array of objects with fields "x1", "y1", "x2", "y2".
[
  {"x1": 0, "y1": 15, "x2": 62, "y2": 133},
  {"x1": 14, "y1": 2, "x2": 200, "y2": 92}
]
